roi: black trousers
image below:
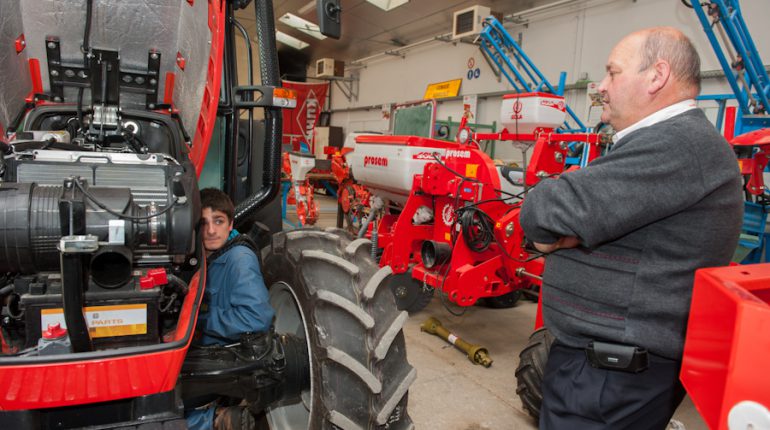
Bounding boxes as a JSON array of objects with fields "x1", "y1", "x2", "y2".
[{"x1": 539, "y1": 341, "x2": 686, "y2": 430}]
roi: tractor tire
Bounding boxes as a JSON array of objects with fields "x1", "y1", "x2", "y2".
[
  {"x1": 478, "y1": 290, "x2": 522, "y2": 308},
  {"x1": 261, "y1": 228, "x2": 416, "y2": 430},
  {"x1": 515, "y1": 327, "x2": 554, "y2": 420}
]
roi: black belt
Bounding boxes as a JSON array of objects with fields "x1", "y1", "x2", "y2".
[{"x1": 585, "y1": 340, "x2": 649, "y2": 373}]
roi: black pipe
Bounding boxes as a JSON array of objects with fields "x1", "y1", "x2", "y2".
[
  {"x1": 233, "y1": 0, "x2": 282, "y2": 228},
  {"x1": 60, "y1": 251, "x2": 93, "y2": 353},
  {"x1": 223, "y1": 4, "x2": 240, "y2": 201},
  {"x1": 231, "y1": 17, "x2": 255, "y2": 183},
  {"x1": 81, "y1": 0, "x2": 94, "y2": 55},
  {"x1": 90, "y1": 246, "x2": 133, "y2": 289},
  {"x1": 421, "y1": 240, "x2": 452, "y2": 269}
]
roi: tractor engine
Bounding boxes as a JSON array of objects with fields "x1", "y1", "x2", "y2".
[{"x1": 0, "y1": 108, "x2": 199, "y2": 354}]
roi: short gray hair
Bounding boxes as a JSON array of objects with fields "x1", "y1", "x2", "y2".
[{"x1": 638, "y1": 28, "x2": 701, "y2": 93}]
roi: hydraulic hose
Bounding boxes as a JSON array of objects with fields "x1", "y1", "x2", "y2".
[{"x1": 234, "y1": 0, "x2": 282, "y2": 228}]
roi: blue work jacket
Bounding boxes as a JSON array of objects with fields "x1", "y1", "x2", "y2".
[{"x1": 196, "y1": 232, "x2": 275, "y2": 345}]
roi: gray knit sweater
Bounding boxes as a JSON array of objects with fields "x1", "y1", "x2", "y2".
[{"x1": 520, "y1": 109, "x2": 743, "y2": 359}]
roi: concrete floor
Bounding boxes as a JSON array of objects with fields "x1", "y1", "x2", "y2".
[
  {"x1": 286, "y1": 194, "x2": 708, "y2": 430},
  {"x1": 403, "y1": 300, "x2": 706, "y2": 430}
]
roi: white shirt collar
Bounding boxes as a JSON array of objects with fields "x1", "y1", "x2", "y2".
[{"x1": 612, "y1": 99, "x2": 697, "y2": 143}]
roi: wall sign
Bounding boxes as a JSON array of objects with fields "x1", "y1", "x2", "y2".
[
  {"x1": 466, "y1": 57, "x2": 480, "y2": 80},
  {"x1": 424, "y1": 79, "x2": 462, "y2": 99}
]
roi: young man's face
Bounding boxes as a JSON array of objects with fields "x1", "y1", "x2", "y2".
[{"x1": 201, "y1": 207, "x2": 233, "y2": 253}]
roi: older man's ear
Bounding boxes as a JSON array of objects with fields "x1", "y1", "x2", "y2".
[{"x1": 648, "y1": 59, "x2": 671, "y2": 95}]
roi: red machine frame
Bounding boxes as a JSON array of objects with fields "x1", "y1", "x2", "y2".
[
  {"x1": 368, "y1": 128, "x2": 607, "y2": 306},
  {"x1": 0, "y1": 0, "x2": 225, "y2": 411},
  {"x1": 0, "y1": 273, "x2": 204, "y2": 410},
  {"x1": 329, "y1": 146, "x2": 371, "y2": 232},
  {"x1": 282, "y1": 151, "x2": 320, "y2": 226},
  {"x1": 681, "y1": 263, "x2": 770, "y2": 429}
]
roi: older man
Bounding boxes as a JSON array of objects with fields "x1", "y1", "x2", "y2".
[{"x1": 520, "y1": 27, "x2": 743, "y2": 429}]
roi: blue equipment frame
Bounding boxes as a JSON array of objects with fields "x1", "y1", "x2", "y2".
[
  {"x1": 692, "y1": 0, "x2": 770, "y2": 262},
  {"x1": 692, "y1": 0, "x2": 770, "y2": 133},
  {"x1": 478, "y1": 16, "x2": 587, "y2": 133}
]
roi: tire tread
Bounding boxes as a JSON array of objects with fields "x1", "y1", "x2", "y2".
[
  {"x1": 515, "y1": 327, "x2": 554, "y2": 420},
  {"x1": 264, "y1": 229, "x2": 415, "y2": 429}
]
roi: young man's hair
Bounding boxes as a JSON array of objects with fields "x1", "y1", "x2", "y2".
[{"x1": 200, "y1": 188, "x2": 235, "y2": 222}]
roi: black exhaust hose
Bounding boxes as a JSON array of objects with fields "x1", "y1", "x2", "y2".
[{"x1": 233, "y1": 0, "x2": 282, "y2": 229}]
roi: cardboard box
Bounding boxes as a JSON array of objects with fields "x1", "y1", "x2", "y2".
[{"x1": 314, "y1": 126, "x2": 343, "y2": 158}]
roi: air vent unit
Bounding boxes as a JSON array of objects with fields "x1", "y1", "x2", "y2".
[
  {"x1": 452, "y1": 5, "x2": 491, "y2": 39},
  {"x1": 316, "y1": 58, "x2": 344, "y2": 78}
]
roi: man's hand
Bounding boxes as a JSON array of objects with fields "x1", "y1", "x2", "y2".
[{"x1": 534, "y1": 236, "x2": 580, "y2": 253}]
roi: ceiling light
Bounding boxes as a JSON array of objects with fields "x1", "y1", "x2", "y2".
[
  {"x1": 279, "y1": 13, "x2": 326, "y2": 40},
  {"x1": 275, "y1": 31, "x2": 309, "y2": 50},
  {"x1": 297, "y1": 1, "x2": 315, "y2": 15},
  {"x1": 366, "y1": 0, "x2": 409, "y2": 11}
]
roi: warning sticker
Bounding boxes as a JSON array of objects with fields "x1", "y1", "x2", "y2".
[
  {"x1": 41, "y1": 304, "x2": 148, "y2": 338},
  {"x1": 465, "y1": 164, "x2": 479, "y2": 178}
]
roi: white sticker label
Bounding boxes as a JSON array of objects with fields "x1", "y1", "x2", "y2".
[
  {"x1": 447, "y1": 334, "x2": 458, "y2": 345},
  {"x1": 41, "y1": 304, "x2": 148, "y2": 338}
]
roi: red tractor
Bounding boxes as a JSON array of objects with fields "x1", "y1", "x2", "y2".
[{"x1": 0, "y1": 1, "x2": 414, "y2": 429}]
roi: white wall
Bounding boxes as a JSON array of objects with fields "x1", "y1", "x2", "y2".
[{"x1": 324, "y1": 0, "x2": 770, "y2": 162}]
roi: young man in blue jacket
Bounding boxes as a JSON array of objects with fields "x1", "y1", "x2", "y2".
[{"x1": 187, "y1": 188, "x2": 275, "y2": 430}]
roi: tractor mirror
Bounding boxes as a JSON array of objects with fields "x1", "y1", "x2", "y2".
[{"x1": 317, "y1": 0, "x2": 341, "y2": 39}]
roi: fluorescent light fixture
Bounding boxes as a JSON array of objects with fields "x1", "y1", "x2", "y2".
[
  {"x1": 367, "y1": 0, "x2": 409, "y2": 11},
  {"x1": 275, "y1": 31, "x2": 309, "y2": 50},
  {"x1": 279, "y1": 13, "x2": 327, "y2": 40},
  {"x1": 297, "y1": 1, "x2": 316, "y2": 15}
]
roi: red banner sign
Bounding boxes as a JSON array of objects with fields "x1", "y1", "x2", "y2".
[{"x1": 281, "y1": 80, "x2": 329, "y2": 151}]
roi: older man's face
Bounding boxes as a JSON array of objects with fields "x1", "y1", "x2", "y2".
[{"x1": 597, "y1": 34, "x2": 649, "y2": 131}]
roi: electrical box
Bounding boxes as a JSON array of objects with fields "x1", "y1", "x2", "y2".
[
  {"x1": 452, "y1": 5, "x2": 490, "y2": 39},
  {"x1": 316, "y1": 58, "x2": 344, "y2": 78}
]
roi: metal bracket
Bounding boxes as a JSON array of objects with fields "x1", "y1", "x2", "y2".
[
  {"x1": 233, "y1": 85, "x2": 296, "y2": 108},
  {"x1": 59, "y1": 235, "x2": 99, "y2": 254},
  {"x1": 329, "y1": 75, "x2": 359, "y2": 102},
  {"x1": 45, "y1": 38, "x2": 161, "y2": 108},
  {"x1": 90, "y1": 49, "x2": 121, "y2": 105}
]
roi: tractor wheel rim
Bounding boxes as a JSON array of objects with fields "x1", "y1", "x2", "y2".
[{"x1": 266, "y1": 282, "x2": 313, "y2": 429}]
